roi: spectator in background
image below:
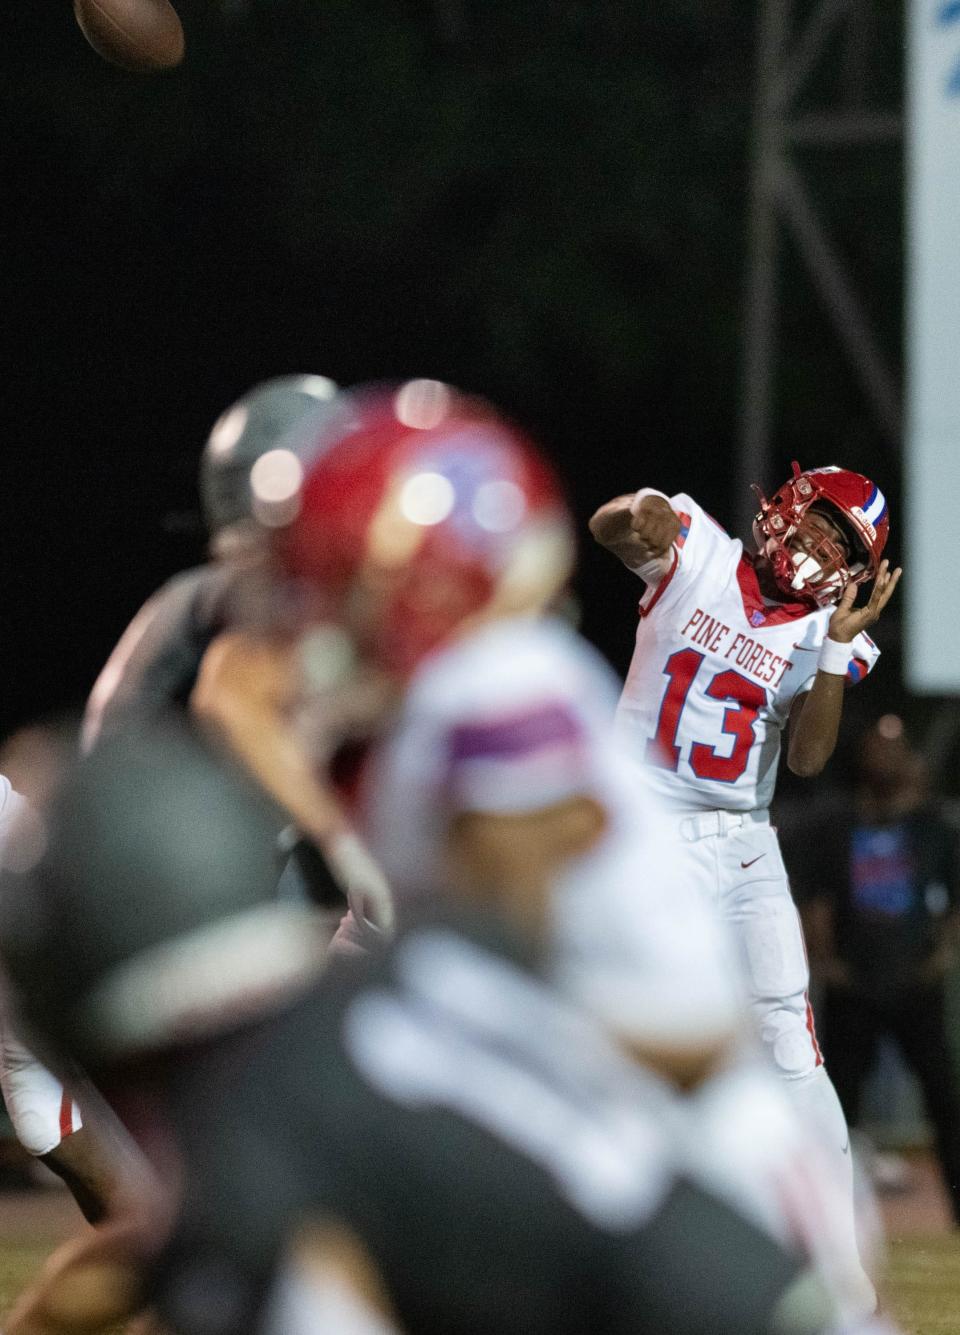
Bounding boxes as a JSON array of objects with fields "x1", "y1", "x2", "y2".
[{"x1": 792, "y1": 715, "x2": 960, "y2": 1225}]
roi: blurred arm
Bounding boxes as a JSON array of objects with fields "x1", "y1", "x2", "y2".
[
  {"x1": 786, "y1": 679, "x2": 845, "y2": 779},
  {"x1": 191, "y1": 632, "x2": 346, "y2": 848},
  {"x1": 191, "y1": 633, "x2": 393, "y2": 932}
]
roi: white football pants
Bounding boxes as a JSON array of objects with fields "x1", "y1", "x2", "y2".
[{"x1": 665, "y1": 809, "x2": 875, "y2": 1316}]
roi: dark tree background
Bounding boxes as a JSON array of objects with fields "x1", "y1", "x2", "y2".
[{"x1": 0, "y1": 0, "x2": 907, "y2": 772}]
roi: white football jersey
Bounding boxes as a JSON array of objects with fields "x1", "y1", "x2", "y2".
[
  {"x1": 0, "y1": 776, "x2": 25, "y2": 844},
  {"x1": 358, "y1": 616, "x2": 745, "y2": 1050},
  {"x1": 615, "y1": 494, "x2": 879, "y2": 813}
]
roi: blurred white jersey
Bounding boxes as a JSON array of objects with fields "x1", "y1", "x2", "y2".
[
  {"x1": 0, "y1": 776, "x2": 24, "y2": 844},
  {"x1": 0, "y1": 780, "x2": 82, "y2": 1155},
  {"x1": 615, "y1": 494, "x2": 879, "y2": 812},
  {"x1": 359, "y1": 616, "x2": 744, "y2": 1052}
]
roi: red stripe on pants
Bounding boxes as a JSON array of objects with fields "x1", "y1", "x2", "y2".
[
  {"x1": 804, "y1": 992, "x2": 824, "y2": 1067},
  {"x1": 59, "y1": 1090, "x2": 75, "y2": 1140}
]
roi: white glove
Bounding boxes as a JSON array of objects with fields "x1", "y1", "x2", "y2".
[{"x1": 327, "y1": 831, "x2": 395, "y2": 939}]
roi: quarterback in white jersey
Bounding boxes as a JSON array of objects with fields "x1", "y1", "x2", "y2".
[
  {"x1": 615, "y1": 492, "x2": 881, "y2": 813},
  {"x1": 591, "y1": 463, "x2": 900, "y2": 1291}
]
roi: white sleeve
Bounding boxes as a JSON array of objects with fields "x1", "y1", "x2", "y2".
[
  {"x1": 429, "y1": 624, "x2": 620, "y2": 818},
  {"x1": 637, "y1": 493, "x2": 736, "y2": 616},
  {"x1": 792, "y1": 626, "x2": 882, "y2": 700},
  {"x1": 0, "y1": 778, "x2": 23, "y2": 842},
  {"x1": 0, "y1": 784, "x2": 47, "y2": 875},
  {"x1": 845, "y1": 630, "x2": 881, "y2": 686},
  {"x1": 443, "y1": 696, "x2": 598, "y2": 815}
]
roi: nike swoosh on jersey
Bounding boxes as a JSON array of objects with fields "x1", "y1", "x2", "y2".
[
  {"x1": 792, "y1": 643, "x2": 818, "y2": 652},
  {"x1": 740, "y1": 855, "x2": 766, "y2": 869}
]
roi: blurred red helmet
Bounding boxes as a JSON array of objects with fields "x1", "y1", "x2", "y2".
[
  {"x1": 752, "y1": 462, "x2": 889, "y2": 607},
  {"x1": 267, "y1": 380, "x2": 575, "y2": 675}
]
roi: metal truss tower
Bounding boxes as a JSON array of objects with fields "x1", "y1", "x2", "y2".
[{"x1": 737, "y1": 0, "x2": 902, "y2": 536}]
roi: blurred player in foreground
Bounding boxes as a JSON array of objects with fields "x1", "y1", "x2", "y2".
[
  {"x1": 0, "y1": 714, "x2": 897, "y2": 1333},
  {"x1": 84, "y1": 375, "x2": 337, "y2": 749},
  {"x1": 590, "y1": 465, "x2": 901, "y2": 1285},
  {"x1": 192, "y1": 381, "x2": 881, "y2": 1318}
]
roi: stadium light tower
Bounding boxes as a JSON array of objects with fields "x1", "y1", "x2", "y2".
[{"x1": 738, "y1": 0, "x2": 901, "y2": 537}]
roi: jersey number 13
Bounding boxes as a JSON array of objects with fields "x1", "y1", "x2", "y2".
[{"x1": 646, "y1": 648, "x2": 765, "y2": 782}]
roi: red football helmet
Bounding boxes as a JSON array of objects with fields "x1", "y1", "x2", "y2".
[
  {"x1": 752, "y1": 462, "x2": 889, "y2": 607},
  {"x1": 268, "y1": 380, "x2": 575, "y2": 676}
]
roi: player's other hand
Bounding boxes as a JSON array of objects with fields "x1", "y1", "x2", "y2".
[
  {"x1": 828, "y1": 558, "x2": 902, "y2": 643},
  {"x1": 627, "y1": 494, "x2": 682, "y2": 560}
]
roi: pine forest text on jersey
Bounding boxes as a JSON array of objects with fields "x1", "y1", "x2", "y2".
[{"x1": 680, "y1": 608, "x2": 794, "y2": 688}]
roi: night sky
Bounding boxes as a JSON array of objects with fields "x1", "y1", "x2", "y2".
[{"x1": 0, "y1": 0, "x2": 909, "y2": 784}]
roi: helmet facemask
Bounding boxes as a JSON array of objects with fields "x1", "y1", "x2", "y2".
[{"x1": 753, "y1": 463, "x2": 872, "y2": 607}]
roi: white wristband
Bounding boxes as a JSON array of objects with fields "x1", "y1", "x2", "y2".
[{"x1": 818, "y1": 637, "x2": 851, "y2": 676}]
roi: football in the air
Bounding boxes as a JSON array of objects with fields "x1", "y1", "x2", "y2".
[{"x1": 73, "y1": 0, "x2": 185, "y2": 72}]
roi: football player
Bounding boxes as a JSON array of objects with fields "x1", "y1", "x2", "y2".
[
  {"x1": 0, "y1": 717, "x2": 897, "y2": 1335},
  {"x1": 191, "y1": 383, "x2": 879, "y2": 1318},
  {"x1": 589, "y1": 467, "x2": 901, "y2": 1281},
  {"x1": 83, "y1": 374, "x2": 340, "y2": 750},
  {"x1": 82, "y1": 373, "x2": 386, "y2": 922}
]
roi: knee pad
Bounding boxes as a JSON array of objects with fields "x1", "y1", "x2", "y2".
[
  {"x1": 771, "y1": 1025, "x2": 821, "y2": 1079},
  {"x1": 760, "y1": 1005, "x2": 821, "y2": 1080}
]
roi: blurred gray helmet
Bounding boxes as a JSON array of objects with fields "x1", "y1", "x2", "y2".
[
  {"x1": 200, "y1": 375, "x2": 340, "y2": 538},
  {"x1": 0, "y1": 723, "x2": 329, "y2": 1076}
]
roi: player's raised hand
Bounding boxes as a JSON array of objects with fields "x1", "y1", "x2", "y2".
[
  {"x1": 627, "y1": 493, "x2": 682, "y2": 560},
  {"x1": 828, "y1": 559, "x2": 902, "y2": 643}
]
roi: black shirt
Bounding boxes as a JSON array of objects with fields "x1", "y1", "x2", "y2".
[
  {"x1": 783, "y1": 796, "x2": 958, "y2": 997},
  {"x1": 82, "y1": 561, "x2": 341, "y2": 906},
  {"x1": 83, "y1": 563, "x2": 237, "y2": 744}
]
